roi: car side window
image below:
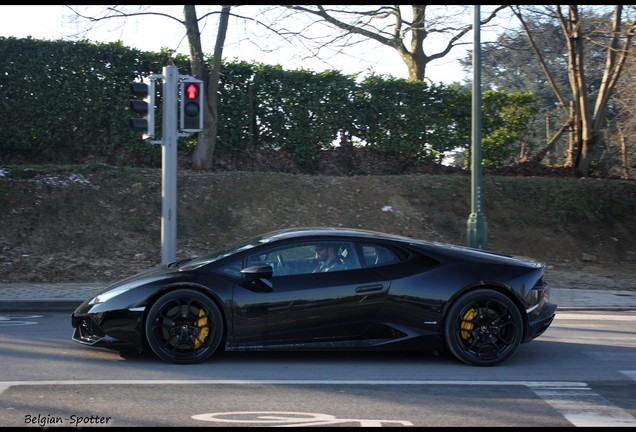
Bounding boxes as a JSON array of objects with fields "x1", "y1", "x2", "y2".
[
  {"x1": 337, "y1": 243, "x2": 361, "y2": 271},
  {"x1": 246, "y1": 244, "x2": 319, "y2": 276},
  {"x1": 241, "y1": 241, "x2": 362, "y2": 276},
  {"x1": 216, "y1": 258, "x2": 243, "y2": 277},
  {"x1": 362, "y1": 244, "x2": 400, "y2": 267}
]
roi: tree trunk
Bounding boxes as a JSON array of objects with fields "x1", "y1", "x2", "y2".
[
  {"x1": 529, "y1": 117, "x2": 573, "y2": 164},
  {"x1": 189, "y1": 6, "x2": 231, "y2": 170},
  {"x1": 561, "y1": 6, "x2": 633, "y2": 177},
  {"x1": 515, "y1": 5, "x2": 634, "y2": 177},
  {"x1": 619, "y1": 130, "x2": 629, "y2": 179}
]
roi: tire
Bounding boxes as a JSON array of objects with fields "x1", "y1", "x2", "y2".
[
  {"x1": 145, "y1": 289, "x2": 224, "y2": 364},
  {"x1": 444, "y1": 289, "x2": 523, "y2": 366}
]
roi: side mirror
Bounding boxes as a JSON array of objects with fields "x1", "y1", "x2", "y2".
[{"x1": 241, "y1": 264, "x2": 273, "y2": 279}]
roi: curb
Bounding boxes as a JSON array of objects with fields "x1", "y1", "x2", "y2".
[
  {"x1": 556, "y1": 306, "x2": 636, "y2": 312},
  {"x1": 0, "y1": 300, "x2": 85, "y2": 313},
  {"x1": 2, "y1": 302, "x2": 636, "y2": 314}
]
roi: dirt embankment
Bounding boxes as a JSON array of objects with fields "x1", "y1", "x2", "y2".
[{"x1": 0, "y1": 163, "x2": 635, "y2": 290}]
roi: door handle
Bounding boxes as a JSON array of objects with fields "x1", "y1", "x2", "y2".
[{"x1": 355, "y1": 284, "x2": 385, "y2": 293}]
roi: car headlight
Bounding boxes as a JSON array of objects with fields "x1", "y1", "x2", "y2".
[{"x1": 89, "y1": 285, "x2": 130, "y2": 305}]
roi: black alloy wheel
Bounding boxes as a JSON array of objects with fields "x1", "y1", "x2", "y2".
[
  {"x1": 444, "y1": 289, "x2": 523, "y2": 366},
  {"x1": 145, "y1": 289, "x2": 224, "y2": 364}
]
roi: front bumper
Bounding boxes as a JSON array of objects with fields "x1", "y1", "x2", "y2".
[{"x1": 71, "y1": 308, "x2": 145, "y2": 348}]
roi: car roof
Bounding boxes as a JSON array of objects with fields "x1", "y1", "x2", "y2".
[
  {"x1": 261, "y1": 227, "x2": 421, "y2": 244},
  {"x1": 259, "y1": 227, "x2": 520, "y2": 264}
]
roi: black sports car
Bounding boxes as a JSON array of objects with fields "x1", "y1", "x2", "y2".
[{"x1": 71, "y1": 227, "x2": 556, "y2": 366}]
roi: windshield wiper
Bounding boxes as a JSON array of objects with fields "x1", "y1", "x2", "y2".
[{"x1": 167, "y1": 257, "x2": 197, "y2": 268}]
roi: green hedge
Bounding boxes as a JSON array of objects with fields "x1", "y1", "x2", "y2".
[{"x1": 0, "y1": 37, "x2": 536, "y2": 170}]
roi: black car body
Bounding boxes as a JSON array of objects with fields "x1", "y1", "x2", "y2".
[{"x1": 71, "y1": 227, "x2": 557, "y2": 366}]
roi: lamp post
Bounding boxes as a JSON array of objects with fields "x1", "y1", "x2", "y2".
[{"x1": 466, "y1": 5, "x2": 488, "y2": 249}]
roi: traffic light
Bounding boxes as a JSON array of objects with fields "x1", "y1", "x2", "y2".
[
  {"x1": 180, "y1": 79, "x2": 204, "y2": 132},
  {"x1": 129, "y1": 79, "x2": 155, "y2": 138}
]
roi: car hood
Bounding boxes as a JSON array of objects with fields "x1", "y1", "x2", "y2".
[{"x1": 89, "y1": 264, "x2": 175, "y2": 299}]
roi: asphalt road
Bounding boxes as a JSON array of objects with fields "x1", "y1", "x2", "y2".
[{"x1": 0, "y1": 310, "x2": 635, "y2": 427}]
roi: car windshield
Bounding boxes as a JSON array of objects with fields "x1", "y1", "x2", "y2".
[{"x1": 179, "y1": 233, "x2": 274, "y2": 270}]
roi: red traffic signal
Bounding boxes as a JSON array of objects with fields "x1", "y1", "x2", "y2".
[
  {"x1": 185, "y1": 83, "x2": 199, "y2": 100},
  {"x1": 180, "y1": 80, "x2": 203, "y2": 132}
]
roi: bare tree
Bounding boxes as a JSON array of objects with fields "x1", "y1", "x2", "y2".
[
  {"x1": 64, "y1": 5, "x2": 520, "y2": 168},
  {"x1": 67, "y1": 5, "x2": 232, "y2": 170},
  {"x1": 270, "y1": 5, "x2": 508, "y2": 82},
  {"x1": 608, "y1": 42, "x2": 636, "y2": 179},
  {"x1": 185, "y1": 5, "x2": 230, "y2": 170},
  {"x1": 512, "y1": 5, "x2": 636, "y2": 177}
]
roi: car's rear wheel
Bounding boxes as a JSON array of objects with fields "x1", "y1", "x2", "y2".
[
  {"x1": 145, "y1": 289, "x2": 224, "y2": 364},
  {"x1": 444, "y1": 289, "x2": 523, "y2": 366}
]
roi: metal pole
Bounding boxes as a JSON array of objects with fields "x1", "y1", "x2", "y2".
[
  {"x1": 161, "y1": 65, "x2": 178, "y2": 264},
  {"x1": 466, "y1": 5, "x2": 488, "y2": 249}
]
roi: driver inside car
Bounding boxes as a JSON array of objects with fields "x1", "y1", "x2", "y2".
[{"x1": 313, "y1": 243, "x2": 346, "y2": 272}]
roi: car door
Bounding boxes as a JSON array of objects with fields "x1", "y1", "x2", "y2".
[{"x1": 230, "y1": 240, "x2": 391, "y2": 348}]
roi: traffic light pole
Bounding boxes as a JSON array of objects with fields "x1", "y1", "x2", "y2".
[
  {"x1": 466, "y1": 5, "x2": 488, "y2": 249},
  {"x1": 130, "y1": 66, "x2": 203, "y2": 265},
  {"x1": 161, "y1": 65, "x2": 179, "y2": 265}
]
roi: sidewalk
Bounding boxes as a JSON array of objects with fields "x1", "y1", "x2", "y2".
[
  {"x1": 0, "y1": 283, "x2": 104, "y2": 312},
  {"x1": 1, "y1": 282, "x2": 636, "y2": 312}
]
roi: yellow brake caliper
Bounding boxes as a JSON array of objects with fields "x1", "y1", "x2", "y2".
[
  {"x1": 195, "y1": 308, "x2": 210, "y2": 348},
  {"x1": 460, "y1": 308, "x2": 477, "y2": 340}
]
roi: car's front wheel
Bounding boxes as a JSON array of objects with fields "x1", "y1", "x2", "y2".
[
  {"x1": 145, "y1": 289, "x2": 224, "y2": 364},
  {"x1": 444, "y1": 289, "x2": 523, "y2": 366}
]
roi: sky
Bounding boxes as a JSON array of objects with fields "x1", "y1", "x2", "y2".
[{"x1": 0, "y1": 5, "x2": 481, "y2": 84}]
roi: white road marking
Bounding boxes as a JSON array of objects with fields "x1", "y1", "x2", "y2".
[
  {"x1": 192, "y1": 411, "x2": 413, "y2": 427},
  {"x1": 532, "y1": 385, "x2": 636, "y2": 427},
  {"x1": 620, "y1": 370, "x2": 636, "y2": 381},
  {"x1": 0, "y1": 314, "x2": 42, "y2": 326},
  {"x1": 1, "y1": 379, "x2": 634, "y2": 427}
]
